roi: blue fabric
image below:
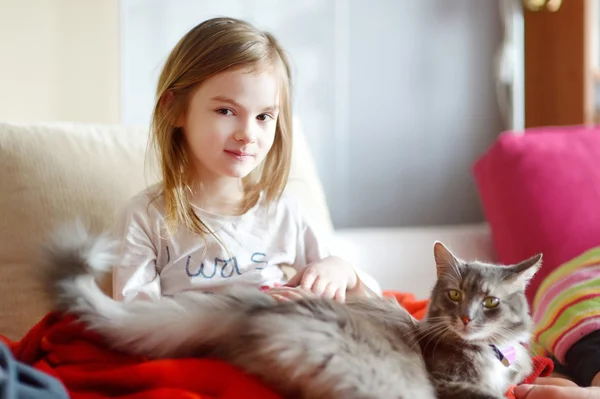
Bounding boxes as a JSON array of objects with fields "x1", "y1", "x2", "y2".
[{"x1": 0, "y1": 342, "x2": 69, "y2": 399}]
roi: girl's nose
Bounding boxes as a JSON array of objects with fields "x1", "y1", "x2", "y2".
[{"x1": 233, "y1": 120, "x2": 256, "y2": 144}]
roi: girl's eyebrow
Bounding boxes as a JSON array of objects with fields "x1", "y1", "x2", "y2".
[
  {"x1": 210, "y1": 96, "x2": 278, "y2": 113},
  {"x1": 210, "y1": 96, "x2": 242, "y2": 108},
  {"x1": 261, "y1": 105, "x2": 279, "y2": 113}
]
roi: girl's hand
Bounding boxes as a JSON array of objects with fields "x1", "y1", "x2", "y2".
[
  {"x1": 267, "y1": 286, "x2": 315, "y2": 303},
  {"x1": 514, "y1": 384, "x2": 600, "y2": 399},
  {"x1": 286, "y1": 256, "x2": 357, "y2": 303}
]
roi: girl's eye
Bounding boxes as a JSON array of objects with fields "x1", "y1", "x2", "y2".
[
  {"x1": 447, "y1": 289, "x2": 462, "y2": 302},
  {"x1": 256, "y1": 113, "x2": 273, "y2": 121},
  {"x1": 216, "y1": 108, "x2": 233, "y2": 116},
  {"x1": 482, "y1": 297, "x2": 500, "y2": 309}
]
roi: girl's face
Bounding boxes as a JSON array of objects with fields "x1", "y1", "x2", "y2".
[{"x1": 179, "y1": 67, "x2": 280, "y2": 184}]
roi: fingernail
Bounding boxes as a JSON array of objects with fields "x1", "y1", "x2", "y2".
[{"x1": 513, "y1": 384, "x2": 534, "y2": 396}]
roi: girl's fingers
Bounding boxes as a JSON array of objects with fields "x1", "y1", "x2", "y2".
[
  {"x1": 295, "y1": 287, "x2": 316, "y2": 299},
  {"x1": 334, "y1": 287, "x2": 346, "y2": 303},
  {"x1": 270, "y1": 294, "x2": 290, "y2": 302},
  {"x1": 285, "y1": 268, "x2": 304, "y2": 287},
  {"x1": 311, "y1": 277, "x2": 328, "y2": 297},
  {"x1": 285, "y1": 290, "x2": 307, "y2": 301},
  {"x1": 273, "y1": 282, "x2": 347, "y2": 302},
  {"x1": 268, "y1": 287, "x2": 314, "y2": 301},
  {"x1": 533, "y1": 377, "x2": 578, "y2": 387},
  {"x1": 300, "y1": 268, "x2": 317, "y2": 292},
  {"x1": 322, "y1": 283, "x2": 338, "y2": 300},
  {"x1": 514, "y1": 385, "x2": 600, "y2": 399}
]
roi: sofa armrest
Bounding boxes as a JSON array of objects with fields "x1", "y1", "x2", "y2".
[{"x1": 333, "y1": 223, "x2": 494, "y2": 300}]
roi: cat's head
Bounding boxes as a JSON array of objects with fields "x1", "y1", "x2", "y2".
[{"x1": 425, "y1": 242, "x2": 541, "y2": 344}]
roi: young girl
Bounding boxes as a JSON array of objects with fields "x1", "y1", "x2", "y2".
[{"x1": 111, "y1": 17, "x2": 370, "y2": 304}]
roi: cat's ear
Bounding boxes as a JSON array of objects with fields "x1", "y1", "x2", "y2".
[
  {"x1": 507, "y1": 253, "x2": 543, "y2": 289},
  {"x1": 433, "y1": 241, "x2": 461, "y2": 279}
]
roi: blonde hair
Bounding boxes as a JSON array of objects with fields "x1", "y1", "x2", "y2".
[{"x1": 149, "y1": 17, "x2": 293, "y2": 239}]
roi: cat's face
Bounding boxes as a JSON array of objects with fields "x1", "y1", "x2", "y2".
[{"x1": 425, "y1": 242, "x2": 541, "y2": 344}]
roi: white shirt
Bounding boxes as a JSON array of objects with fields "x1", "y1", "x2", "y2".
[{"x1": 111, "y1": 184, "x2": 330, "y2": 301}]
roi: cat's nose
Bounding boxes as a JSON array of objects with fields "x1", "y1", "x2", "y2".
[{"x1": 461, "y1": 315, "x2": 472, "y2": 325}]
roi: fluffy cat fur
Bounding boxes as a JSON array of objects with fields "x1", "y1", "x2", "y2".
[{"x1": 40, "y1": 223, "x2": 541, "y2": 399}]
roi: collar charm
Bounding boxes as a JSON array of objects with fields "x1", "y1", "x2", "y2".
[{"x1": 490, "y1": 344, "x2": 515, "y2": 367}]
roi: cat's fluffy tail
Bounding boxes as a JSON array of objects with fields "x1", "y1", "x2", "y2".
[{"x1": 40, "y1": 221, "x2": 273, "y2": 358}]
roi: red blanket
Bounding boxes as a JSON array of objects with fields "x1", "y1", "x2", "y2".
[{"x1": 1, "y1": 292, "x2": 553, "y2": 399}]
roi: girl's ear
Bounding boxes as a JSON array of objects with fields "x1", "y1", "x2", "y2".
[
  {"x1": 159, "y1": 90, "x2": 175, "y2": 111},
  {"x1": 175, "y1": 113, "x2": 185, "y2": 128},
  {"x1": 159, "y1": 91, "x2": 185, "y2": 128}
]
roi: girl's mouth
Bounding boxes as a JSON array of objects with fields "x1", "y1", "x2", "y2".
[{"x1": 224, "y1": 150, "x2": 253, "y2": 160}]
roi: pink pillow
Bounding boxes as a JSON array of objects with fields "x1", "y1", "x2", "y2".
[{"x1": 473, "y1": 125, "x2": 600, "y2": 304}]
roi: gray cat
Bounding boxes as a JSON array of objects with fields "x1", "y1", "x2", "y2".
[{"x1": 41, "y1": 224, "x2": 541, "y2": 399}]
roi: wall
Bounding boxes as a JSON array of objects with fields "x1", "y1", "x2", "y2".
[
  {"x1": 120, "y1": 0, "x2": 504, "y2": 228},
  {"x1": 345, "y1": 1, "x2": 504, "y2": 228},
  {"x1": 0, "y1": 0, "x2": 120, "y2": 123}
]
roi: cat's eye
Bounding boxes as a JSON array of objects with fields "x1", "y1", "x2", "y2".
[
  {"x1": 447, "y1": 289, "x2": 463, "y2": 302},
  {"x1": 482, "y1": 297, "x2": 500, "y2": 309}
]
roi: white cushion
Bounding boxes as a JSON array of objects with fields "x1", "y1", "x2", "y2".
[
  {"x1": 334, "y1": 224, "x2": 495, "y2": 299},
  {"x1": 0, "y1": 121, "x2": 333, "y2": 340}
]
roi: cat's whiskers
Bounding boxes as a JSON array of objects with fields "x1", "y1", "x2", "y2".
[
  {"x1": 412, "y1": 326, "x2": 443, "y2": 350},
  {"x1": 417, "y1": 322, "x2": 452, "y2": 351},
  {"x1": 481, "y1": 328, "x2": 512, "y2": 346},
  {"x1": 489, "y1": 327, "x2": 519, "y2": 345},
  {"x1": 407, "y1": 318, "x2": 449, "y2": 349},
  {"x1": 421, "y1": 316, "x2": 449, "y2": 324}
]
